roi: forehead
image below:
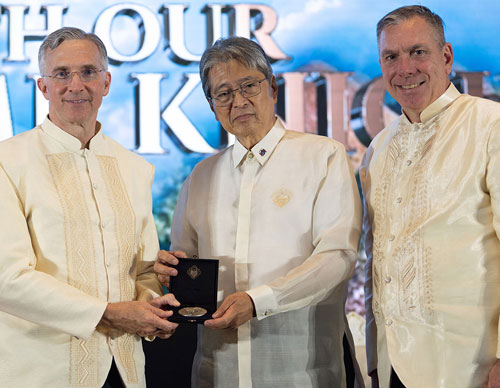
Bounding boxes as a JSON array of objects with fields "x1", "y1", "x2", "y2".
[
  {"x1": 379, "y1": 16, "x2": 437, "y2": 51},
  {"x1": 44, "y1": 39, "x2": 102, "y2": 69},
  {"x1": 208, "y1": 60, "x2": 264, "y2": 89}
]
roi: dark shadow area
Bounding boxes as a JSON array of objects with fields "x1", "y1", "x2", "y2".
[{"x1": 143, "y1": 323, "x2": 197, "y2": 388}]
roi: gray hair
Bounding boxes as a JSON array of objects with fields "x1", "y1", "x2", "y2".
[
  {"x1": 38, "y1": 27, "x2": 108, "y2": 74},
  {"x1": 199, "y1": 36, "x2": 273, "y2": 98},
  {"x1": 377, "y1": 5, "x2": 446, "y2": 48}
]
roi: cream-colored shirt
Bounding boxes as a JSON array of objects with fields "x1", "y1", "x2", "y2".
[
  {"x1": 171, "y1": 119, "x2": 363, "y2": 388},
  {"x1": 0, "y1": 118, "x2": 162, "y2": 388},
  {"x1": 361, "y1": 84, "x2": 500, "y2": 388}
]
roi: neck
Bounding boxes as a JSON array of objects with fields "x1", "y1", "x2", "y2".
[
  {"x1": 49, "y1": 116, "x2": 97, "y2": 149},
  {"x1": 238, "y1": 133, "x2": 265, "y2": 150},
  {"x1": 404, "y1": 110, "x2": 422, "y2": 124}
]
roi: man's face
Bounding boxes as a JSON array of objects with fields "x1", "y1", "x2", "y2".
[
  {"x1": 37, "y1": 39, "x2": 111, "y2": 130},
  {"x1": 378, "y1": 16, "x2": 453, "y2": 122},
  {"x1": 208, "y1": 60, "x2": 277, "y2": 147}
]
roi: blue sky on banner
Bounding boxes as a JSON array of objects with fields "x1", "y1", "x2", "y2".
[{"x1": 0, "y1": 0, "x2": 499, "y2": 246}]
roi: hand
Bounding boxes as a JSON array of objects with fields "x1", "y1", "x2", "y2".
[
  {"x1": 487, "y1": 359, "x2": 500, "y2": 388},
  {"x1": 154, "y1": 250, "x2": 187, "y2": 288},
  {"x1": 99, "y1": 293, "x2": 180, "y2": 338},
  {"x1": 204, "y1": 292, "x2": 254, "y2": 330},
  {"x1": 369, "y1": 369, "x2": 379, "y2": 388}
]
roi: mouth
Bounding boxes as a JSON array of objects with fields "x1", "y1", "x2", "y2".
[
  {"x1": 232, "y1": 113, "x2": 254, "y2": 122},
  {"x1": 64, "y1": 98, "x2": 89, "y2": 104},
  {"x1": 399, "y1": 81, "x2": 424, "y2": 90}
]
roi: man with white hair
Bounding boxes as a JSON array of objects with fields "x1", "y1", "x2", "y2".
[{"x1": 0, "y1": 27, "x2": 179, "y2": 388}]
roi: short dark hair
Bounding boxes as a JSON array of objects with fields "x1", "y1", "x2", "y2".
[
  {"x1": 377, "y1": 5, "x2": 446, "y2": 48},
  {"x1": 199, "y1": 36, "x2": 273, "y2": 99},
  {"x1": 38, "y1": 27, "x2": 108, "y2": 74}
]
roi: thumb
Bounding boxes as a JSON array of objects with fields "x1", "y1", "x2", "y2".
[{"x1": 212, "y1": 298, "x2": 232, "y2": 319}]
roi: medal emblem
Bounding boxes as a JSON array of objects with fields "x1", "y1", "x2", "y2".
[{"x1": 187, "y1": 265, "x2": 201, "y2": 280}]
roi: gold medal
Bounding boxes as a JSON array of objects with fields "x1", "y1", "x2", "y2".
[{"x1": 178, "y1": 307, "x2": 207, "y2": 317}]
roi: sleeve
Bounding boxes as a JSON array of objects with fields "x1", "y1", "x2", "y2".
[
  {"x1": 485, "y1": 117, "x2": 500, "y2": 359},
  {"x1": 135, "y1": 164, "x2": 163, "y2": 301},
  {"x1": 359, "y1": 146, "x2": 378, "y2": 375},
  {"x1": 246, "y1": 144, "x2": 362, "y2": 319},
  {"x1": 170, "y1": 175, "x2": 199, "y2": 257},
  {"x1": 0, "y1": 165, "x2": 107, "y2": 340}
]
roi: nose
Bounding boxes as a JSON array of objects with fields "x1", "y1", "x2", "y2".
[
  {"x1": 397, "y1": 55, "x2": 416, "y2": 76},
  {"x1": 230, "y1": 88, "x2": 249, "y2": 108},
  {"x1": 67, "y1": 72, "x2": 85, "y2": 91}
]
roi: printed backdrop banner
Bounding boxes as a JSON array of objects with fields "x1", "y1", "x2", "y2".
[{"x1": 1, "y1": 0, "x2": 499, "y2": 318}]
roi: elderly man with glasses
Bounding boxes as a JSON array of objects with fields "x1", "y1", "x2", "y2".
[
  {"x1": 155, "y1": 36, "x2": 364, "y2": 388},
  {"x1": 0, "y1": 27, "x2": 180, "y2": 388}
]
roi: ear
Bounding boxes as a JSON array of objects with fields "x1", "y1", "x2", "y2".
[
  {"x1": 103, "y1": 71, "x2": 111, "y2": 96},
  {"x1": 442, "y1": 42, "x2": 454, "y2": 75},
  {"x1": 37, "y1": 77, "x2": 49, "y2": 100},
  {"x1": 270, "y1": 75, "x2": 278, "y2": 104}
]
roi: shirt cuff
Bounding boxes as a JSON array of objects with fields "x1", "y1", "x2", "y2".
[{"x1": 246, "y1": 285, "x2": 277, "y2": 320}]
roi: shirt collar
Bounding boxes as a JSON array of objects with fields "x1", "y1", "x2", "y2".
[
  {"x1": 41, "y1": 116, "x2": 105, "y2": 154},
  {"x1": 402, "y1": 83, "x2": 462, "y2": 124},
  {"x1": 231, "y1": 117, "x2": 286, "y2": 168}
]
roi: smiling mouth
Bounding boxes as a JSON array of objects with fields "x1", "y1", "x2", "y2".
[
  {"x1": 66, "y1": 99, "x2": 88, "y2": 104},
  {"x1": 400, "y1": 81, "x2": 424, "y2": 90}
]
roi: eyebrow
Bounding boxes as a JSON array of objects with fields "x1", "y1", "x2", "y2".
[
  {"x1": 50, "y1": 64, "x2": 98, "y2": 72},
  {"x1": 213, "y1": 76, "x2": 260, "y2": 92},
  {"x1": 381, "y1": 43, "x2": 430, "y2": 58}
]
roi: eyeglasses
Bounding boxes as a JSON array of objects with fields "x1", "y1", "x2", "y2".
[
  {"x1": 43, "y1": 69, "x2": 105, "y2": 83},
  {"x1": 210, "y1": 79, "x2": 267, "y2": 107}
]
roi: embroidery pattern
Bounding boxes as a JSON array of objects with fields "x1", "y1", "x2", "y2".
[
  {"x1": 371, "y1": 116, "x2": 439, "y2": 322},
  {"x1": 272, "y1": 188, "x2": 292, "y2": 208},
  {"x1": 47, "y1": 153, "x2": 99, "y2": 387},
  {"x1": 98, "y1": 155, "x2": 138, "y2": 383}
]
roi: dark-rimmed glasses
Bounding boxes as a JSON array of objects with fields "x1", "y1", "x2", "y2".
[{"x1": 210, "y1": 79, "x2": 267, "y2": 107}]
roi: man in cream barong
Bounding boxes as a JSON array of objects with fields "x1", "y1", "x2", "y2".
[
  {"x1": 155, "y1": 36, "x2": 364, "y2": 387},
  {"x1": 362, "y1": 5, "x2": 500, "y2": 388},
  {"x1": 0, "y1": 27, "x2": 179, "y2": 388}
]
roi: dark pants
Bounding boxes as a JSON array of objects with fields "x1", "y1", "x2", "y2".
[
  {"x1": 390, "y1": 368, "x2": 406, "y2": 388},
  {"x1": 101, "y1": 359, "x2": 125, "y2": 388},
  {"x1": 343, "y1": 334, "x2": 355, "y2": 388}
]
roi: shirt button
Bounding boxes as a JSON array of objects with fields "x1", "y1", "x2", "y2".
[
  {"x1": 106, "y1": 261, "x2": 111, "y2": 268},
  {"x1": 384, "y1": 276, "x2": 392, "y2": 283},
  {"x1": 248, "y1": 152, "x2": 254, "y2": 159},
  {"x1": 264, "y1": 310, "x2": 270, "y2": 316},
  {"x1": 93, "y1": 183, "x2": 98, "y2": 190},
  {"x1": 385, "y1": 318, "x2": 393, "y2": 326},
  {"x1": 406, "y1": 160, "x2": 412, "y2": 166},
  {"x1": 396, "y1": 197, "x2": 402, "y2": 203},
  {"x1": 389, "y1": 235, "x2": 395, "y2": 241}
]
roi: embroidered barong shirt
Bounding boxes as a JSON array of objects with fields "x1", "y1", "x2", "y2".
[
  {"x1": 171, "y1": 119, "x2": 363, "y2": 388},
  {"x1": 0, "y1": 118, "x2": 162, "y2": 388},
  {"x1": 361, "y1": 84, "x2": 500, "y2": 388}
]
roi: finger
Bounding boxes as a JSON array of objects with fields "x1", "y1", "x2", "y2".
[
  {"x1": 204, "y1": 317, "x2": 231, "y2": 329},
  {"x1": 157, "y1": 273, "x2": 170, "y2": 287},
  {"x1": 155, "y1": 329, "x2": 176, "y2": 339},
  {"x1": 150, "y1": 305, "x2": 175, "y2": 318},
  {"x1": 150, "y1": 293, "x2": 181, "y2": 308},
  {"x1": 164, "y1": 293, "x2": 181, "y2": 306},
  {"x1": 151, "y1": 314, "x2": 179, "y2": 331},
  {"x1": 171, "y1": 250, "x2": 188, "y2": 259},
  {"x1": 157, "y1": 250, "x2": 180, "y2": 265},
  {"x1": 212, "y1": 298, "x2": 232, "y2": 319}
]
